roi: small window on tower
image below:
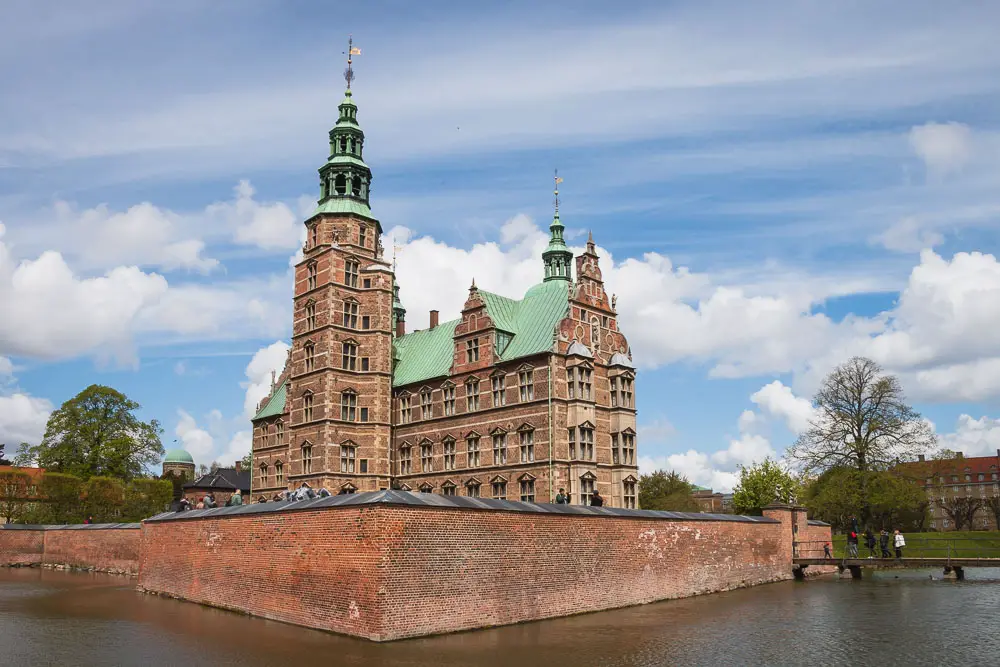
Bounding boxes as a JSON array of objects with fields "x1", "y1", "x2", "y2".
[
  {"x1": 352, "y1": 176, "x2": 362, "y2": 196},
  {"x1": 363, "y1": 278, "x2": 372, "y2": 289},
  {"x1": 359, "y1": 225, "x2": 367, "y2": 248},
  {"x1": 335, "y1": 174, "x2": 347, "y2": 195}
]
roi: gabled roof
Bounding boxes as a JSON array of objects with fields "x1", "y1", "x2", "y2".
[
  {"x1": 392, "y1": 280, "x2": 569, "y2": 388},
  {"x1": 253, "y1": 382, "x2": 287, "y2": 421},
  {"x1": 184, "y1": 467, "x2": 251, "y2": 492}
]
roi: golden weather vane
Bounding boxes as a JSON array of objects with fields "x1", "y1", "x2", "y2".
[
  {"x1": 554, "y1": 169, "x2": 563, "y2": 215},
  {"x1": 344, "y1": 35, "x2": 361, "y2": 89}
]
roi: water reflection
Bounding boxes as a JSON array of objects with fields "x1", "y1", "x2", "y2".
[{"x1": 0, "y1": 567, "x2": 997, "y2": 666}]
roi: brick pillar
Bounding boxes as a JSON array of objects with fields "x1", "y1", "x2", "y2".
[{"x1": 762, "y1": 503, "x2": 800, "y2": 566}]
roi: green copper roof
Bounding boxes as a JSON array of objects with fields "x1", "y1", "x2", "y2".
[
  {"x1": 392, "y1": 280, "x2": 569, "y2": 388},
  {"x1": 312, "y1": 198, "x2": 373, "y2": 218},
  {"x1": 164, "y1": 449, "x2": 194, "y2": 464},
  {"x1": 253, "y1": 382, "x2": 287, "y2": 421}
]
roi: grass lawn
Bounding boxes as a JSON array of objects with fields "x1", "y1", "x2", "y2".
[{"x1": 829, "y1": 531, "x2": 1000, "y2": 558}]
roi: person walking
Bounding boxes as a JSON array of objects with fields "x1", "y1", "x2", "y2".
[
  {"x1": 893, "y1": 529, "x2": 906, "y2": 560},
  {"x1": 555, "y1": 488, "x2": 569, "y2": 504},
  {"x1": 823, "y1": 542, "x2": 833, "y2": 559},
  {"x1": 590, "y1": 490, "x2": 604, "y2": 507},
  {"x1": 864, "y1": 530, "x2": 877, "y2": 558},
  {"x1": 879, "y1": 529, "x2": 891, "y2": 558},
  {"x1": 847, "y1": 530, "x2": 859, "y2": 558}
]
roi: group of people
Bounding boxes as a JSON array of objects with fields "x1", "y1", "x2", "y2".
[
  {"x1": 838, "y1": 516, "x2": 907, "y2": 560},
  {"x1": 262, "y1": 482, "x2": 333, "y2": 503},
  {"x1": 175, "y1": 489, "x2": 247, "y2": 512},
  {"x1": 554, "y1": 487, "x2": 604, "y2": 506}
]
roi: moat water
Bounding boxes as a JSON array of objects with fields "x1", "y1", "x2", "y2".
[{"x1": 1, "y1": 568, "x2": 998, "y2": 666}]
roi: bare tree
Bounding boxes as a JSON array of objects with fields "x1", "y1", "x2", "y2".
[
  {"x1": 788, "y1": 357, "x2": 936, "y2": 473},
  {"x1": 984, "y1": 495, "x2": 1000, "y2": 530},
  {"x1": 940, "y1": 496, "x2": 984, "y2": 531}
]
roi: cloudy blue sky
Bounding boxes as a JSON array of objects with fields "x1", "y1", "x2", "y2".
[{"x1": 2, "y1": 0, "x2": 999, "y2": 489}]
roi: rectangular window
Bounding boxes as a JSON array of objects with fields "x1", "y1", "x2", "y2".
[
  {"x1": 360, "y1": 459, "x2": 368, "y2": 473},
  {"x1": 610, "y1": 377, "x2": 618, "y2": 407},
  {"x1": 421, "y1": 443, "x2": 433, "y2": 472},
  {"x1": 466, "y1": 338, "x2": 479, "y2": 363},
  {"x1": 612, "y1": 433, "x2": 620, "y2": 464},
  {"x1": 307, "y1": 264, "x2": 317, "y2": 291},
  {"x1": 580, "y1": 427, "x2": 594, "y2": 460},
  {"x1": 624, "y1": 480, "x2": 637, "y2": 509},
  {"x1": 358, "y1": 225, "x2": 367, "y2": 248},
  {"x1": 303, "y1": 394, "x2": 314, "y2": 422},
  {"x1": 399, "y1": 396, "x2": 411, "y2": 423},
  {"x1": 492, "y1": 433, "x2": 507, "y2": 465},
  {"x1": 568, "y1": 427, "x2": 576, "y2": 459},
  {"x1": 579, "y1": 368, "x2": 592, "y2": 400},
  {"x1": 467, "y1": 483, "x2": 481, "y2": 498},
  {"x1": 276, "y1": 422, "x2": 284, "y2": 445},
  {"x1": 363, "y1": 278, "x2": 372, "y2": 289},
  {"x1": 275, "y1": 461, "x2": 283, "y2": 484},
  {"x1": 342, "y1": 301, "x2": 358, "y2": 328},
  {"x1": 342, "y1": 342, "x2": 357, "y2": 370},
  {"x1": 622, "y1": 378, "x2": 633, "y2": 408},
  {"x1": 341, "y1": 392, "x2": 357, "y2": 421},
  {"x1": 361, "y1": 357, "x2": 369, "y2": 371},
  {"x1": 421, "y1": 390, "x2": 433, "y2": 420},
  {"x1": 492, "y1": 374, "x2": 506, "y2": 407},
  {"x1": 466, "y1": 379, "x2": 480, "y2": 411},
  {"x1": 259, "y1": 465, "x2": 268, "y2": 488},
  {"x1": 310, "y1": 224, "x2": 318, "y2": 248},
  {"x1": 520, "y1": 479, "x2": 535, "y2": 503},
  {"x1": 444, "y1": 440, "x2": 456, "y2": 470},
  {"x1": 580, "y1": 477, "x2": 594, "y2": 505},
  {"x1": 567, "y1": 369, "x2": 575, "y2": 399},
  {"x1": 304, "y1": 343, "x2": 315, "y2": 372},
  {"x1": 492, "y1": 480, "x2": 507, "y2": 500},
  {"x1": 306, "y1": 303, "x2": 316, "y2": 330},
  {"x1": 443, "y1": 385, "x2": 456, "y2": 416},
  {"x1": 622, "y1": 432, "x2": 635, "y2": 465},
  {"x1": 399, "y1": 448, "x2": 412, "y2": 475},
  {"x1": 518, "y1": 369, "x2": 534, "y2": 401},
  {"x1": 345, "y1": 260, "x2": 359, "y2": 288},
  {"x1": 442, "y1": 485, "x2": 456, "y2": 496},
  {"x1": 302, "y1": 446, "x2": 313, "y2": 475},
  {"x1": 360, "y1": 407, "x2": 369, "y2": 423},
  {"x1": 362, "y1": 315, "x2": 370, "y2": 330},
  {"x1": 519, "y1": 430, "x2": 534, "y2": 463},
  {"x1": 467, "y1": 436, "x2": 480, "y2": 467},
  {"x1": 341, "y1": 445, "x2": 356, "y2": 473}
]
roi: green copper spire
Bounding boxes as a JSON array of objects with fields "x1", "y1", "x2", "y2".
[
  {"x1": 314, "y1": 37, "x2": 373, "y2": 219},
  {"x1": 392, "y1": 281, "x2": 406, "y2": 335},
  {"x1": 542, "y1": 170, "x2": 573, "y2": 281}
]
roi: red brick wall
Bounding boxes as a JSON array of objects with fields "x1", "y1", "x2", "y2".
[
  {"x1": 139, "y1": 505, "x2": 797, "y2": 641},
  {"x1": 0, "y1": 527, "x2": 140, "y2": 574}
]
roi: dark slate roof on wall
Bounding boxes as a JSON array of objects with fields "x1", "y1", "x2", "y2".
[
  {"x1": 183, "y1": 467, "x2": 251, "y2": 492},
  {"x1": 145, "y1": 489, "x2": 780, "y2": 524}
]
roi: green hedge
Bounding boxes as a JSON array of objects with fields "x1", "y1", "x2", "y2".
[{"x1": 16, "y1": 472, "x2": 172, "y2": 524}]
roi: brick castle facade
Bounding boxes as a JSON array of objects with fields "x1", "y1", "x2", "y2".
[{"x1": 250, "y1": 81, "x2": 640, "y2": 507}]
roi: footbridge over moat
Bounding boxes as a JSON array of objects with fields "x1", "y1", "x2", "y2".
[{"x1": 794, "y1": 536, "x2": 1000, "y2": 580}]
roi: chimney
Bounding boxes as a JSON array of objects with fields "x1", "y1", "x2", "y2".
[
  {"x1": 396, "y1": 319, "x2": 405, "y2": 337},
  {"x1": 918, "y1": 454, "x2": 925, "y2": 462},
  {"x1": 235, "y1": 461, "x2": 242, "y2": 472},
  {"x1": 429, "y1": 310, "x2": 439, "y2": 329}
]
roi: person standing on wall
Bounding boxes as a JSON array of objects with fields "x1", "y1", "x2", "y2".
[
  {"x1": 847, "y1": 530, "x2": 859, "y2": 558},
  {"x1": 555, "y1": 488, "x2": 569, "y2": 504},
  {"x1": 893, "y1": 529, "x2": 906, "y2": 560},
  {"x1": 590, "y1": 490, "x2": 604, "y2": 507}
]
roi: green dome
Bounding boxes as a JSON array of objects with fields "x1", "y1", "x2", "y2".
[{"x1": 164, "y1": 448, "x2": 195, "y2": 465}]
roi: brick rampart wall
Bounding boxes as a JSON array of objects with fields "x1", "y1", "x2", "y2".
[
  {"x1": 0, "y1": 525, "x2": 141, "y2": 575},
  {"x1": 138, "y1": 499, "x2": 798, "y2": 641}
]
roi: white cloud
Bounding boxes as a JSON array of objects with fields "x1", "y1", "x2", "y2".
[
  {"x1": 174, "y1": 409, "x2": 215, "y2": 463},
  {"x1": 750, "y1": 381, "x2": 816, "y2": 434},
  {"x1": 0, "y1": 392, "x2": 52, "y2": 447},
  {"x1": 874, "y1": 217, "x2": 945, "y2": 253},
  {"x1": 210, "y1": 180, "x2": 301, "y2": 251},
  {"x1": 909, "y1": 121, "x2": 973, "y2": 178},
  {"x1": 940, "y1": 414, "x2": 1000, "y2": 458},
  {"x1": 221, "y1": 430, "x2": 252, "y2": 469},
  {"x1": 0, "y1": 356, "x2": 12, "y2": 380},
  {"x1": 242, "y1": 341, "x2": 290, "y2": 419}
]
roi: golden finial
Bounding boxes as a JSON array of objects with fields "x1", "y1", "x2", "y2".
[
  {"x1": 554, "y1": 169, "x2": 563, "y2": 216},
  {"x1": 344, "y1": 35, "x2": 361, "y2": 90}
]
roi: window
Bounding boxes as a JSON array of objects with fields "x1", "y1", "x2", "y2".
[
  {"x1": 466, "y1": 481, "x2": 481, "y2": 498},
  {"x1": 341, "y1": 391, "x2": 357, "y2": 421},
  {"x1": 419, "y1": 483, "x2": 433, "y2": 494},
  {"x1": 360, "y1": 459, "x2": 368, "y2": 473},
  {"x1": 307, "y1": 263, "x2": 317, "y2": 291},
  {"x1": 620, "y1": 432, "x2": 635, "y2": 465},
  {"x1": 580, "y1": 426, "x2": 594, "y2": 460},
  {"x1": 467, "y1": 435, "x2": 480, "y2": 467},
  {"x1": 303, "y1": 393, "x2": 314, "y2": 422},
  {"x1": 567, "y1": 369, "x2": 575, "y2": 399},
  {"x1": 302, "y1": 445, "x2": 313, "y2": 475},
  {"x1": 519, "y1": 428, "x2": 534, "y2": 463},
  {"x1": 421, "y1": 442, "x2": 433, "y2": 472},
  {"x1": 444, "y1": 439, "x2": 456, "y2": 470},
  {"x1": 621, "y1": 377, "x2": 633, "y2": 408},
  {"x1": 492, "y1": 432, "x2": 507, "y2": 465},
  {"x1": 520, "y1": 478, "x2": 535, "y2": 502},
  {"x1": 305, "y1": 302, "x2": 316, "y2": 330},
  {"x1": 362, "y1": 315, "x2": 370, "y2": 330},
  {"x1": 966, "y1": 474, "x2": 971, "y2": 482},
  {"x1": 491, "y1": 374, "x2": 506, "y2": 407},
  {"x1": 442, "y1": 483, "x2": 456, "y2": 496},
  {"x1": 275, "y1": 461, "x2": 283, "y2": 484},
  {"x1": 363, "y1": 278, "x2": 371, "y2": 289},
  {"x1": 341, "y1": 444, "x2": 356, "y2": 473},
  {"x1": 360, "y1": 407, "x2": 369, "y2": 423},
  {"x1": 612, "y1": 433, "x2": 620, "y2": 464},
  {"x1": 466, "y1": 379, "x2": 480, "y2": 411},
  {"x1": 466, "y1": 338, "x2": 479, "y2": 363},
  {"x1": 399, "y1": 446, "x2": 412, "y2": 475},
  {"x1": 568, "y1": 427, "x2": 577, "y2": 459},
  {"x1": 610, "y1": 377, "x2": 619, "y2": 407},
  {"x1": 259, "y1": 463, "x2": 268, "y2": 487},
  {"x1": 276, "y1": 421, "x2": 284, "y2": 446},
  {"x1": 518, "y1": 369, "x2": 534, "y2": 401},
  {"x1": 342, "y1": 342, "x2": 357, "y2": 370},
  {"x1": 578, "y1": 367, "x2": 592, "y2": 400},
  {"x1": 345, "y1": 260, "x2": 359, "y2": 288},
  {"x1": 342, "y1": 301, "x2": 358, "y2": 328},
  {"x1": 492, "y1": 479, "x2": 507, "y2": 499},
  {"x1": 421, "y1": 389, "x2": 433, "y2": 420},
  {"x1": 580, "y1": 476, "x2": 595, "y2": 505},
  {"x1": 624, "y1": 479, "x2": 637, "y2": 508},
  {"x1": 361, "y1": 357, "x2": 369, "y2": 371},
  {"x1": 443, "y1": 385, "x2": 456, "y2": 416},
  {"x1": 304, "y1": 342, "x2": 315, "y2": 372},
  {"x1": 310, "y1": 224, "x2": 318, "y2": 247},
  {"x1": 359, "y1": 225, "x2": 367, "y2": 248},
  {"x1": 978, "y1": 473, "x2": 985, "y2": 482},
  {"x1": 399, "y1": 395, "x2": 411, "y2": 424}
]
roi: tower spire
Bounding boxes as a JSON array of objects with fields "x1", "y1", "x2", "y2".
[
  {"x1": 344, "y1": 35, "x2": 360, "y2": 91},
  {"x1": 542, "y1": 170, "x2": 573, "y2": 282}
]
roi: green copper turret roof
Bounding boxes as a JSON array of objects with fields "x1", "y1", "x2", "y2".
[
  {"x1": 164, "y1": 449, "x2": 195, "y2": 464},
  {"x1": 312, "y1": 88, "x2": 374, "y2": 220}
]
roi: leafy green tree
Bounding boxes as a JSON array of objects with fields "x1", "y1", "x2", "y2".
[
  {"x1": 732, "y1": 458, "x2": 799, "y2": 515},
  {"x1": 19, "y1": 385, "x2": 164, "y2": 481},
  {"x1": 124, "y1": 478, "x2": 173, "y2": 520},
  {"x1": 0, "y1": 470, "x2": 32, "y2": 523},
  {"x1": 638, "y1": 470, "x2": 700, "y2": 511},
  {"x1": 805, "y1": 467, "x2": 927, "y2": 531},
  {"x1": 25, "y1": 473, "x2": 85, "y2": 524},
  {"x1": 84, "y1": 476, "x2": 125, "y2": 523}
]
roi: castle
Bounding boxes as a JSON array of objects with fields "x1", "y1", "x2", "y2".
[{"x1": 250, "y1": 75, "x2": 639, "y2": 507}]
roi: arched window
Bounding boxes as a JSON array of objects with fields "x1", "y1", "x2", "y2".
[
  {"x1": 335, "y1": 174, "x2": 347, "y2": 195},
  {"x1": 340, "y1": 137, "x2": 347, "y2": 153},
  {"x1": 351, "y1": 176, "x2": 362, "y2": 196}
]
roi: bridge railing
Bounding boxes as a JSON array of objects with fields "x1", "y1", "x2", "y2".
[{"x1": 795, "y1": 535, "x2": 1000, "y2": 561}]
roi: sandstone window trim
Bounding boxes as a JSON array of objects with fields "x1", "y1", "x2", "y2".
[
  {"x1": 275, "y1": 420, "x2": 284, "y2": 446},
  {"x1": 340, "y1": 442, "x2": 357, "y2": 473},
  {"x1": 340, "y1": 483, "x2": 357, "y2": 495},
  {"x1": 578, "y1": 421, "x2": 595, "y2": 461},
  {"x1": 420, "y1": 387, "x2": 433, "y2": 420},
  {"x1": 301, "y1": 443, "x2": 313, "y2": 475},
  {"x1": 623, "y1": 475, "x2": 637, "y2": 509},
  {"x1": 518, "y1": 473, "x2": 536, "y2": 503},
  {"x1": 398, "y1": 443, "x2": 413, "y2": 475},
  {"x1": 466, "y1": 337, "x2": 480, "y2": 364},
  {"x1": 491, "y1": 372, "x2": 506, "y2": 407},
  {"x1": 358, "y1": 224, "x2": 367, "y2": 249},
  {"x1": 441, "y1": 480, "x2": 457, "y2": 496},
  {"x1": 304, "y1": 341, "x2": 316, "y2": 372},
  {"x1": 443, "y1": 437, "x2": 457, "y2": 471},
  {"x1": 305, "y1": 301, "x2": 317, "y2": 330},
  {"x1": 398, "y1": 392, "x2": 412, "y2": 424},
  {"x1": 344, "y1": 258, "x2": 360, "y2": 288},
  {"x1": 580, "y1": 472, "x2": 596, "y2": 506},
  {"x1": 342, "y1": 299, "x2": 359, "y2": 329},
  {"x1": 621, "y1": 428, "x2": 636, "y2": 466},
  {"x1": 274, "y1": 460, "x2": 284, "y2": 485},
  {"x1": 517, "y1": 424, "x2": 535, "y2": 463},
  {"x1": 518, "y1": 367, "x2": 534, "y2": 402},
  {"x1": 465, "y1": 478, "x2": 482, "y2": 497},
  {"x1": 340, "y1": 390, "x2": 357, "y2": 422},
  {"x1": 491, "y1": 429, "x2": 507, "y2": 465},
  {"x1": 302, "y1": 391, "x2": 314, "y2": 422},
  {"x1": 568, "y1": 426, "x2": 576, "y2": 459},
  {"x1": 419, "y1": 483, "x2": 434, "y2": 494},
  {"x1": 490, "y1": 475, "x2": 507, "y2": 500},
  {"x1": 465, "y1": 377, "x2": 480, "y2": 412},
  {"x1": 342, "y1": 340, "x2": 358, "y2": 371},
  {"x1": 306, "y1": 262, "x2": 318, "y2": 291},
  {"x1": 466, "y1": 432, "x2": 481, "y2": 467},
  {"x1": 442, "y1": 382, "x2": 456, "y2": 416},
  {"x1": 420, "y1": 439, "x2": 433, "y2": 472},
  {"x1": 259, "y1": 462, "x2": 268, "y2": 488}
]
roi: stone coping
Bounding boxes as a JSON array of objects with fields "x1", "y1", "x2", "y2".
[
  {"x1": 807, "y1": 519, "x2": 831, "y2": 526},
  {"x1": 0, "y1": 523, "x2": 141, "y2": 530},
  {"x1": 144, "y1": 490, "x2": 780, "y2": 524}
]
